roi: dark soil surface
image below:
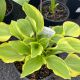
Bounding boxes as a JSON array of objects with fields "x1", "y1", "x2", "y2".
[
  {"x1": 42, "y1": 2, "x2": 68, "y2": 22},
  {"x1": 15, "y1": 62, "x2": 53, "y2": 80}
]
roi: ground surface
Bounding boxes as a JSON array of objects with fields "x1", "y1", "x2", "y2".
[{"x1": 0, "y1": 61, "x2": 28, "y2": 80}]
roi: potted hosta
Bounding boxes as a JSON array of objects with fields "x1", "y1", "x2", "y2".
[
  {"x1": 39, "y1": 0, "x2": 70, "y2": 26},
  {"x1": 0, "y1": 0, "x2": 13, "y2": 23},
  {"x1": 12, "y1": 0, "x2": 70, "y2": 26},
  {"x1": 0, "y1": 3, "x2": 80, "y2": 80}
]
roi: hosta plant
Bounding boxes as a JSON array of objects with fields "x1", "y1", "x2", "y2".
[{"x1": 0, "y1": 3, "x2": 80, "y2": 79}]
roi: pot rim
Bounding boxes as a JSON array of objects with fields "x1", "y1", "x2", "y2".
[{"x1": 56, "y1": 0, "x2": 68, "y2": 4}]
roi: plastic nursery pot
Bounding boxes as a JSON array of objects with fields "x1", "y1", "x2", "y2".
[
  {"x1": 29, "y1": 0, "x2": 68, "y2": 8},
  {"x1": 3, "y1": 0, "x2": 13, "y2": 24},
  {"x1": 41, "y1": 1, "x2": 70, "y2": 27},
  {"x1": 66, "y1": 0, "x2": 80, "y2": 19}
]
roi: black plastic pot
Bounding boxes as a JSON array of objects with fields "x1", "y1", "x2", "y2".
[
  {"x1": 3, "y1": 0, "x2": 13, "y2": 24},
  {"x1": 4, "y1": 0, "x2": 26, "y2": 24},
  {"x1": 66, "y1": 0, "x2": 80, "y2": 19},
  {"x1": 41, "y1": 1, "x2": 70, "y2": 27},
  {"x1": 29, "y1": 0, "x2": 68, "y2": 9}
]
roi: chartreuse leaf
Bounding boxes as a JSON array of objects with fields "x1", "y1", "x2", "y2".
[
  {"x1": 23, "y1": 37, "x2": 35, "y2": 45},
  {"x1": 0, "y1": 43, "x2": 25, "y2": 63},
  {"x1": 22, "y1": 3, "x2": 44, "y2": 34},
  {"x1": 51, "y1": 34, "x2": 63, "y2": 43},
  {"x1": 26, "y1": 16, "x2": 37, "y2": 33},
  {"x1": 21, "y1": 56, "x2": 44, "y2": 78},
  {"x1": 56, "y1": 37, "x2": 80, "y2": 53},
  {"x1": 52, "y1": 26, "x2": 63, "y2": 35},
  {"x1": 65, "y1": 54, "x2": 80, "y2": 77},
  {"x1": 9, "y1": 41, "x2": 30, "y2": 55},
  {"x1": 12, "y1": 0, "x2": 29, "y2": 6},
  {"x1": 0, "y1": 0, "x2": 6, "y2": 21},
  {"x1": 46, "y1": 55, "x2": 70, "y2": 79},
  {"x1": 47, "y1": 47, "x2": 62, "y2": 55},
  {"x1": 63, "y1": 21, "x2": 80, "y2": 37},
  {"x1": 9, "y1": 21, "x2": 24, "y2": 40},
  {"x1": 38, "y1": 38, "x2": 49, "y2": 49},
  {"x1": 30, "y1": 42, "x2": 43, "y2": 58},
  {"x1": 69, "y1": 69, "x2": 80, "y2": 77},
  {"x1": 17, "y1": 19, "x2": 34, "y2": 38},
  {"x1": 0, "y1": 22, "x2": 11, "y2": 42}
]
